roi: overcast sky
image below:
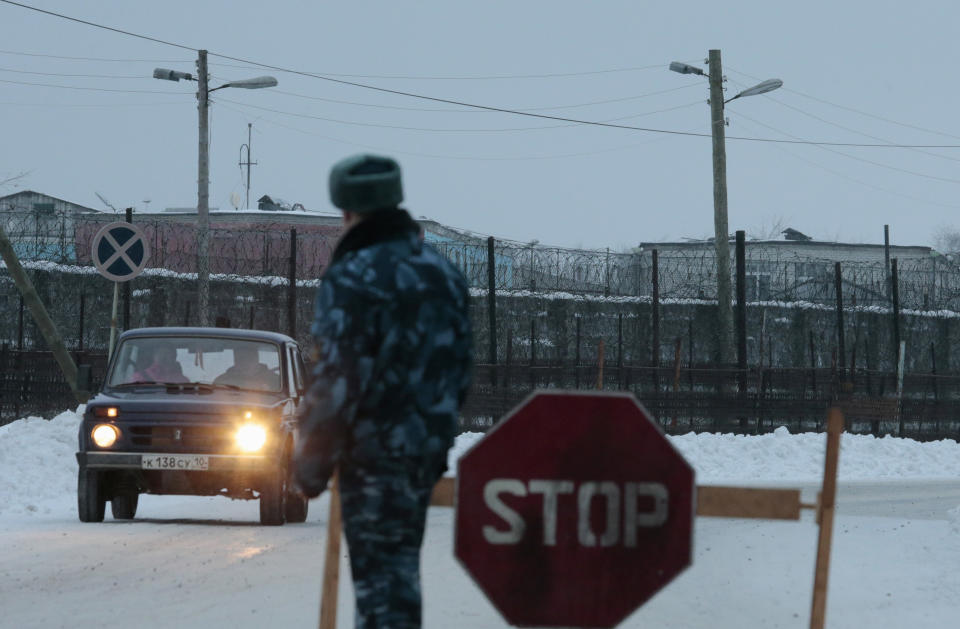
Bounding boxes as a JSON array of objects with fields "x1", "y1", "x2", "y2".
[{"x1": 1, "y1": 1, "x2": 958, "y2": 250}]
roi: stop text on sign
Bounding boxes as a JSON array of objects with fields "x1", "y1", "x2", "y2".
[{"x1": 483, "y1": 478, "x2": 668, "y2": 548}]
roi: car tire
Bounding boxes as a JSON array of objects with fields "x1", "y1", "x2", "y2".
[
  {"x1": 259, "y1": 470, "x2": 286, "y2": 526},
  {"x1": 111, "y1": 491, "x2": 139, "y2": 520},
  {"x1": 78, "y1": 469, "x2": 105, "y2": 523}
]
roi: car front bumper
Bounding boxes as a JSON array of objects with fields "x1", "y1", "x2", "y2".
[{"x1": 76, "y1": 451, "x2": 275, "y2": 472}]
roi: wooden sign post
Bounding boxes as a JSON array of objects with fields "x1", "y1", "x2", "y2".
[
  {"x1": 810, "y1": 407, "x2": 843, "y2": 629},
  {"x1": 318, "y1": 470, "x2": 342, "y2": 629}
]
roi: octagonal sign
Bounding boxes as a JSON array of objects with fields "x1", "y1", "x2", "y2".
[{"x1": 455, "y1": 390, "x2": 695, "y2": 628}]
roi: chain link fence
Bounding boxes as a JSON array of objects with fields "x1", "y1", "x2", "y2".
[{"x1": 4, "y1": 207, "x2": 960, "y2": 434}]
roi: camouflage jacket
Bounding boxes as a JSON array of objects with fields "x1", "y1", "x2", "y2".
[{"x1": 294, "y1": 209, "x2": 473, "y2": 496}]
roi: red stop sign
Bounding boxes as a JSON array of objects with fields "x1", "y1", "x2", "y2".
[{"x1": 455, "y1": 391, "x2": 695, "y2": 628}]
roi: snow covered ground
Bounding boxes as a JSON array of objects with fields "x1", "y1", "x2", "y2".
[{"x1": 2, "y1": 408, "x2": 959, "y2": 628}]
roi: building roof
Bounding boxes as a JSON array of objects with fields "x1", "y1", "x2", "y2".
[
  {"x1": 638, "y1": 239, "x2": 934, "y2": 254},
  {"x1": 0, "y1": 190, "x2": 100, "y2": 213}
]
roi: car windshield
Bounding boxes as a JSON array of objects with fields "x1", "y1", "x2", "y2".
[{"x1": 108, "y1": 336, "x2": 282, "y2": 393}]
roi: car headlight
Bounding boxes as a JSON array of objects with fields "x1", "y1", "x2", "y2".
[
  {"x1": 92, "y1": 424, "x2": 119, "y2": 448},
  {"x1": 235, "y1": 424, "x2": 267, "y2": 452}
]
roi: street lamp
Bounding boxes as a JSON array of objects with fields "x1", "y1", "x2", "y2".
[
  {"x1": 669, "y1": 50, "x2": 781, "y2": 365},
  {"x1": 154, "y1": 51, "x2": 278, "y2": 327}
]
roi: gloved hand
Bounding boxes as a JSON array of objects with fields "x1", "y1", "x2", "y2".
[{"x1": 293, "y1": 456, "x2": 332, "y2": 499}]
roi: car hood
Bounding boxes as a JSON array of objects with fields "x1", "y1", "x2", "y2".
[{"x1": 87, "y1": 387, "x2": 288, "y2": 417}]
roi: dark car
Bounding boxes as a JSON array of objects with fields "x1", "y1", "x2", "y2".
[{"x1": 76, "y1": 327, "x2": 310, "y2": 526}]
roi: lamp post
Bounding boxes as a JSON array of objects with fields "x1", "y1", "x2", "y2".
[
  {"x1": 669, "y1": 51, "x2": 781, "y2": 364},
  {"x1": 154, "y1": 50, "x2": 277, "y2": 326}
]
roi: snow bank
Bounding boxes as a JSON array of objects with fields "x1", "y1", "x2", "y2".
[
  {"x1": 2, "y1": 410, "x2": 958, "y2": 519},
  {"x1": 447, "y1": 424, "x2": 960, "y2": 483},
  {"x1": 0, "y1": 408, "x2": 83, "y2": 517}
]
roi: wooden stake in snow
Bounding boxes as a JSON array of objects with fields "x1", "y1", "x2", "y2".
[
  {"x1": 810, "y1": 408, "x2": 844, "y2": 629},
  {"x1": 319, "y1": 470, "x2": 342, "y2": 629}
]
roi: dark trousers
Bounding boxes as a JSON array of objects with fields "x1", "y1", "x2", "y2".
[{"x1": 340, "y1": 457, "x2": 441, "y2": 629}]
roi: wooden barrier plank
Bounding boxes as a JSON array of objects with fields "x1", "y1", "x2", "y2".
[
  {"x1": 697, "y1": 486, "x2": 802, "y2": 520},
  {"x1": 431, "y1": 476, "x2": 456, "y2": 507},
  {"x1": 431, "y1": 477, "x2": 803, "y2": 521}
]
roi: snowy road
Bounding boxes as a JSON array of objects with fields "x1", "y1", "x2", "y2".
[
  {"x1": 2, "y1": 479, "x2": 959, "y2": 629},
  {"x1": 3, "y1": 413, "x2": 959, "y2": 628}
]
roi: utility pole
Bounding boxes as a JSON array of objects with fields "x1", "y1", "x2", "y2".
[
  {"x1": 154, "y1": 53, "x2": 277, "y2": 328},
  {"x1": 240, "y1": 122, "x2": 256, "y2": 209},
  {"x1": 708, "y1": 49, "x2": 733, "y2": 364},
  {"x1": 197, "y1": 49, "x2": 210, "y2": 327}
]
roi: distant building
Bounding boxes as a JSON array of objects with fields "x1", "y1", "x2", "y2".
[{"x1": 0, "y1": 190, "x2": 100, "y2": 262}]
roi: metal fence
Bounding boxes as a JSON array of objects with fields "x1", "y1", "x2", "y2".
[
  {"x1": 5, "y1": 207, "x2": 960, "y2": 436},
  {"x1": 3, "y1": 347, "x2": 957, "y2": 442}
]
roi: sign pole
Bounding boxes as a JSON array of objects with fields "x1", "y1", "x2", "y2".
[
  {"x1": 810, "y1": 408, "x2": 844, "y2": 629},
  {"x1": 91, "y1": 221, "x2": 151, "y2": 357},
  {"x1": 108, "y1": 282, "x2": 120, "y2": 358},
  {"x1": 319, "y1": 469, "x2": 342, "y2": 629}
]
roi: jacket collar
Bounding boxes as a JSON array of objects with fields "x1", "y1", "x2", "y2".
[{"x1": 330, "y1": 208, "x2": 421, "y2": 265}]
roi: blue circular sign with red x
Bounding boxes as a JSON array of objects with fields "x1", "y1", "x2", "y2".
[{"x1": 91, "y1": 222, "x2": 150, "y2": 282}]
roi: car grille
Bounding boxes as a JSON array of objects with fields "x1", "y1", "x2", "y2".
[{"x1": 127, "y1": 424, "x2": 234, "y2": 452}]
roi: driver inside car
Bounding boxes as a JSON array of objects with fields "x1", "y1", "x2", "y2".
[
  {"x1": 213, "y1": 345, "x2": 279, "y2": 391},
  {"x1": 129, "y1": 344, "x2": 187, "y2": 384}
]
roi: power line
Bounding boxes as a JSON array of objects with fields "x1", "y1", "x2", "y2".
[
  {"x1": 251, "y1": 83, "x2": 703, "y2": 114},
  {"x1": 0, "y1": 48, "x2": 188, "y2": 63},
  {"x1": 732, "y1": 115, "x2": 960, "y2": 210},
  {"x1": 0, "y1": 76, "x2": 193, "y2": 94},
  {"x1": 215, "y1": 96, "x2": 704, "y2": 133},
  {"x1": 209, "y1": 60, "x2": 673, "y2": 80},
  {"x1": 729, "y1": 107, "x2": 960, "y2": 185},
  {"x1": 0, "y1": 100, "x2": 190, "y2": 108},
  {"x1": 0, "y1": 0, "x2": 195, "y2": 51},
  {"x1": 0, "y1": 65, "x2": 150, "y2": 79},
  {"x1": 726, "y1": 76, "x2": 960, "y2": 164},
  {"x1": 726, "y1": 66, "x2": 960, "y2": 142},
  {"x1": 215, "y1": 100, "x2": 694, "y2": 162},
  {"x1": 5, "y1": 0, "x2": 960, "y2": 149}
]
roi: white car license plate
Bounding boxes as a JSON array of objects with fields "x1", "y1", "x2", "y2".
[{"x1": 141, "y1": 454, "x2": 209, "y2": 471}]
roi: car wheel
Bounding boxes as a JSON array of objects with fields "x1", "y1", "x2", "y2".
[
  {"x1": 78, "y1": 469, "x2": 105, "y2": 523},
  {"x1": 259, "y1": 469, "x2": 286, "y2": 526},
  {"x1": 111, "y1": 491, "x2": 139, "y2": 520}
]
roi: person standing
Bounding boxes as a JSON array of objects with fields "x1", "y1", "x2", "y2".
[{"x1": 294, "y1": 154, "x2": 473, "y2": 628}]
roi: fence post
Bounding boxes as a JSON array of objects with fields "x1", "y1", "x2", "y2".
[
  {"x1": 596, "y1": 339, "x2": 605, "y2": 390},
  {"x1": 288, "y1": 228, "x2": 297, "y2": 338},
  {"x1": 575, "y1": 317, "x2": 581, "y2": 389},
  {"x1": 123, "y1": 208, "x2": 132, "y2": 331},
  {"x1": 890, "y1": 258, "x2": 901, "y2": 371},
  {"x1": 184, "y1": 301, "x2": 191, "y2": 327},
  {"x1": 652, "y1": 249, "x2": 661, "y2": 391},
  {"x1": 931, "y1": 341, "x2": 938, "y2": 403},
  {"x1": 884, "y1": 224, "x2": 891, "y2": 297},
  {"x1": 735, "y1": 230, "x2": 747, "y2": 394},
  {"x1": 505, "y1": 329, "x2": 513, "y2": 391},
  {"x1": 671, "y1": 337, "x2": 682, "y2": 431},
  {"x1": 78, "y1": 293, "x2": 85, "y2": 351},
  {"x1": 249, "y1": 304, "x2": 255, "y2": 330},
  {"x1": 687, "y1": 318, "x2": 694, "y2": 391},
  {"x1": 834, "y1": 262, "x2": 846, "y2": 381},
  {"x1": 617, "y1": 313, "x2": 623, "y2": 390},
  {"x1": 529, "y1": 318, "x2": 536, "y2": 389},
  {"x1": 487, "y1": 237, "x2": 498, "y2": 387},
  {"x1": 17, "y1": 295, "x2": 24, "y2": 350},
  {"x1": 809, "y1": 331, "x2": 817, "y2": 393}
]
